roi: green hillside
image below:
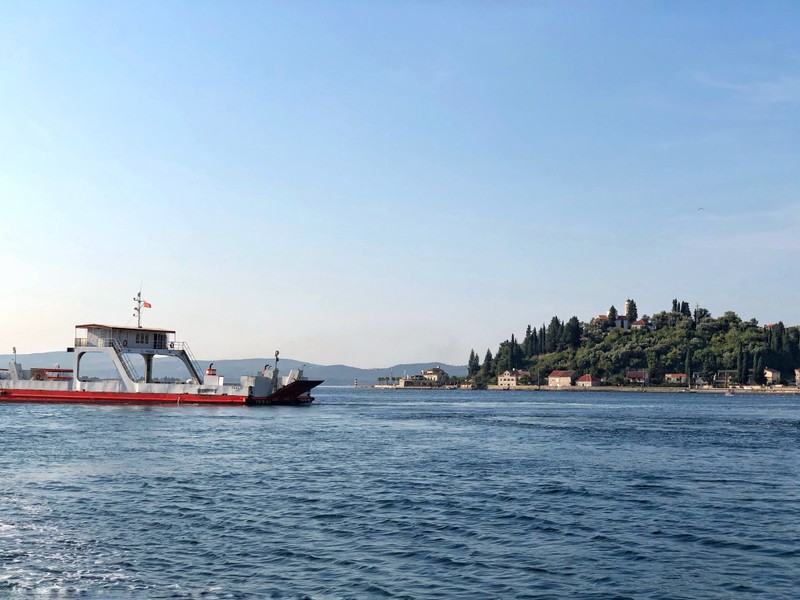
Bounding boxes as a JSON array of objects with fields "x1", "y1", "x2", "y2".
[{"x1": 468, "y1": 299, "x2": 800, "y2": 387}]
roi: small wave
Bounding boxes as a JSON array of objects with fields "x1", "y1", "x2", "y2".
[{"x1": 2, "y1": 391, "x2": 798, "y2": 598}]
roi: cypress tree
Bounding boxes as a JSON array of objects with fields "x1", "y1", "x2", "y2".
[
  {"x1": 510, "y1": 334, "x2": 517, "y2": 370},
  {"x1": 468, "y1": 349, "x2": 480, "y2": 377},
  {"x1": 740, "y1": 351, "x2": 749, "y2": 385},
  {"x1": 480, "y1": 349, "x2": 494, "y2": 378},
  {"x1": 778, "y1": 322, "x2": 788, "y2": 352},
  {"x1": 523, "y1": 325, "x2": 533, "y2": 357},
  {"x1": 608, "y1": 305, "x2": 618, "y2": 323},
  {"x1": 685, "y1": 348, "x2": 692, "y2": 385},
  {"x1": 563, "y1": 316, "x2": 582, "y2": 349},
  {"x1": 754, "y1": 352, "x2": 765, "y2": 385},
  {"x1": 627, "y1": 299, "x2": 638, "y2": 322},
  {"x1": 736, "y1": 350, "x2": 743, "y2": 385},
  {"x1": 545, "y1": 316, "x2": 561, "y2": 353},
  {"x1": 769, "y1": 326, "x2": 779, "y2": 351}
]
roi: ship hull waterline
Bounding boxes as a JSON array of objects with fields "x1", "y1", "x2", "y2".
[{"x1": 0, "y1": 379, "x2": 323, "y2": 406}]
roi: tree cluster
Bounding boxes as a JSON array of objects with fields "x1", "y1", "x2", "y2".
[{"x1": 467, "y1": 299, "x2": 800, "y2": 388}]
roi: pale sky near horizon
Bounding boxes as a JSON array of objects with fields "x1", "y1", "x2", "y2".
[{"x1": 1, "y1": 2, "x2": 799, "y2": 367}]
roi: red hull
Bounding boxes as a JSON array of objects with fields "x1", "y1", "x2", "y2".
[
  {"x1": 0, "y1": 379, "x2": 323, "y2": 406},
  {"x1": 0, "y1": 389, "x2": 248, "y2": 405}
]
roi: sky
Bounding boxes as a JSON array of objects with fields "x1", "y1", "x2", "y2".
[{"x1": 1, "y1": 1, "x2": 799, "y2": 367}]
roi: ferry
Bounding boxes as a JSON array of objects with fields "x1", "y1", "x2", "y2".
[{"x1": 0, "y1": 294, "x2": 322, "y2": 406}]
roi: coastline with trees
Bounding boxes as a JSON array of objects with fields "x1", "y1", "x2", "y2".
[{"x1": 466, "y1": 299, "x2": 800, "y2": 392}]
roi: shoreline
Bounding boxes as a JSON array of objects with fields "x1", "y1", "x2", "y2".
[
  {"x1": 486, "y1": 385, "x2": 800, "y2": 394},
  {"x1": 364, "y1": 384, "x2": 800, "y2": 395}
]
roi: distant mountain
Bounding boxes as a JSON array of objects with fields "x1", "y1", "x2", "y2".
[
  {"x1": 287, "y1": 362, "x2": 468, "y2": 387},
  {"x1": 0, "y1": 352, "x2": 466, "y2": 387}
]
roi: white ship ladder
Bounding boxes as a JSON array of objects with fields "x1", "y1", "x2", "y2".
[
  {"x1": 110, "y1": 339, "x2": 142, "y2": 382},
  {"x1": 181, "y1": 343, "x2": 204, "y2": 383}
]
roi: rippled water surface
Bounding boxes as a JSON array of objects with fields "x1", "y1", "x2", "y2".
[{"x1": 1, "y1": 389, "x2": 799, "y2": 598}]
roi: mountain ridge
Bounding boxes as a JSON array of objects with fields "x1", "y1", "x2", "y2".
[{"x1": 0, "y1": 352, "x2": 467, "y2": 387}]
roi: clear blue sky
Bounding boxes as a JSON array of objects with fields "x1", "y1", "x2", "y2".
[{"x1": 1, "y1": 2, "x2": 798, "y2": 367}]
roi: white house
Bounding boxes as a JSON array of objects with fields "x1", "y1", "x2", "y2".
[
  {"x1": 548, "y1": 370, "x2": 577, "y2": 387},
  {"x1": 498, "y1": 370, "x2": 526, "y2": 388},
  {"x1": 422, "y1": 367, "x2": 447, "y2": 384},
  {"x1": 764, "y1": 368, "x2": 781, "y2": 385},
  {"x1": 576, "y1": 374, "x2": 601, "y2": 387},
  {"x1": 626, "y1": 370, "x2": 649, "y2": 385}
]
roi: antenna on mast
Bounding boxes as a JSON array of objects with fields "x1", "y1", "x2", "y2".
[
  {"x1": 133, "y1": 291, "x2": 143, "y2": 328},
  {"x1": 133, "y1": 287, "x2": 151, "y2": 328}
]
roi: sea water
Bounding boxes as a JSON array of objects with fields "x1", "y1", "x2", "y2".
[{"x1": 1, "y1": 389, "x2": 798, "y2": 598}]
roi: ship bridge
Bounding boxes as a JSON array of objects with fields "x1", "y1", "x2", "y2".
[{"x1": 72, "y1": 324, "x2": 204, "y2": 387}]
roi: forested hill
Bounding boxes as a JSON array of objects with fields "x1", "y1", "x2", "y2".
[{"x1": 467, "y1": 299, "x2": 800, "y2": 386}]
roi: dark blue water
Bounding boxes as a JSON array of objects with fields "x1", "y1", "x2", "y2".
[{"x1": 1, "y1": 389, "x2": 798, "y2": 598}]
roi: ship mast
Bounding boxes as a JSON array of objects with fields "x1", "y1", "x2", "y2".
[{"x1": 133, "y1": 290, "x2": 149, "y2": 328}]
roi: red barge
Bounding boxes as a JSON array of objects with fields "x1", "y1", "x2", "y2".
[{"x1": 0, "y1": 294, "x2": 322, "y2": 406}]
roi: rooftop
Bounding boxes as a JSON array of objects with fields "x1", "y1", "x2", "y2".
[
  {"x1": 75, "y1": 323, "x2": 176, "y2": 334},
  {"x1": 549, "y1": 370, "x2": 576, "y2": 377}
]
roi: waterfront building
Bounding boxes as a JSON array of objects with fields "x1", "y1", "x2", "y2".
[
  {"x1": 664, "y1": 373, "x2": 687, "y2": 384},
  {"x1": 626, "y1": 370, "x2": 649, "y2": 385},
  {"x1": 764, "y1": 368, "x2": 781, "y2": 385},
  {"x1": 576, "y1": 374, "x2": 601, "y2": 387},
  {"x1": 714, "y1": 370, "x2": 737, "y2": 388},
  {"x1": 498, "y1": 369, "x2": 527, "y2": 388},
  {"x1": 398, "y1": 367, "x2": 450, "y2": 388},
  {"x1": 548, "y1": 370, "x2": 577, "y2": 387},
  {"x1": 422, "y1": 367, "x2": 447, "y2": 384}
]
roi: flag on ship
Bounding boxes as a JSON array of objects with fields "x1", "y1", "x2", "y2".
[{"x1": 143, "y1": 301, "x2": 152, "y2": 308}]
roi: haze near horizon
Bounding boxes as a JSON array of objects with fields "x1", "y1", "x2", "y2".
[{"x1": 1, "y1": 2, "x2": 798, "y2": 368}]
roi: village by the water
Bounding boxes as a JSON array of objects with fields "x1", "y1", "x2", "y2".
[{"x1": 373, "y1": 298, "x2": 800, "y2": 394}]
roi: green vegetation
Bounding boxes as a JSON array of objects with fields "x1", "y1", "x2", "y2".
[{"x1": 467, "y1": 299, "x2": 800, "y2": 388}]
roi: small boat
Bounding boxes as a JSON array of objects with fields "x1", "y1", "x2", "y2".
[
  {"x1": 725, "y1": 387, "x2": 734, "y2": 397},
  {"x1": 0, "y1": 294, "x2": 322, "y2": 406}
]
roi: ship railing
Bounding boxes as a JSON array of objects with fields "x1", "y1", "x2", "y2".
[
  {"x1": 154, "y1": 341, "x2": 191, "y2": 351},
  {"x1": 108, "y1": 339, "x2": 142, "y2": 382},
  {"x1": 180, "y1": 343, "x2": 204, "y2": 383},
  {"x1": 76, "y1": 337, "x2": 192, "y2": 352}
]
